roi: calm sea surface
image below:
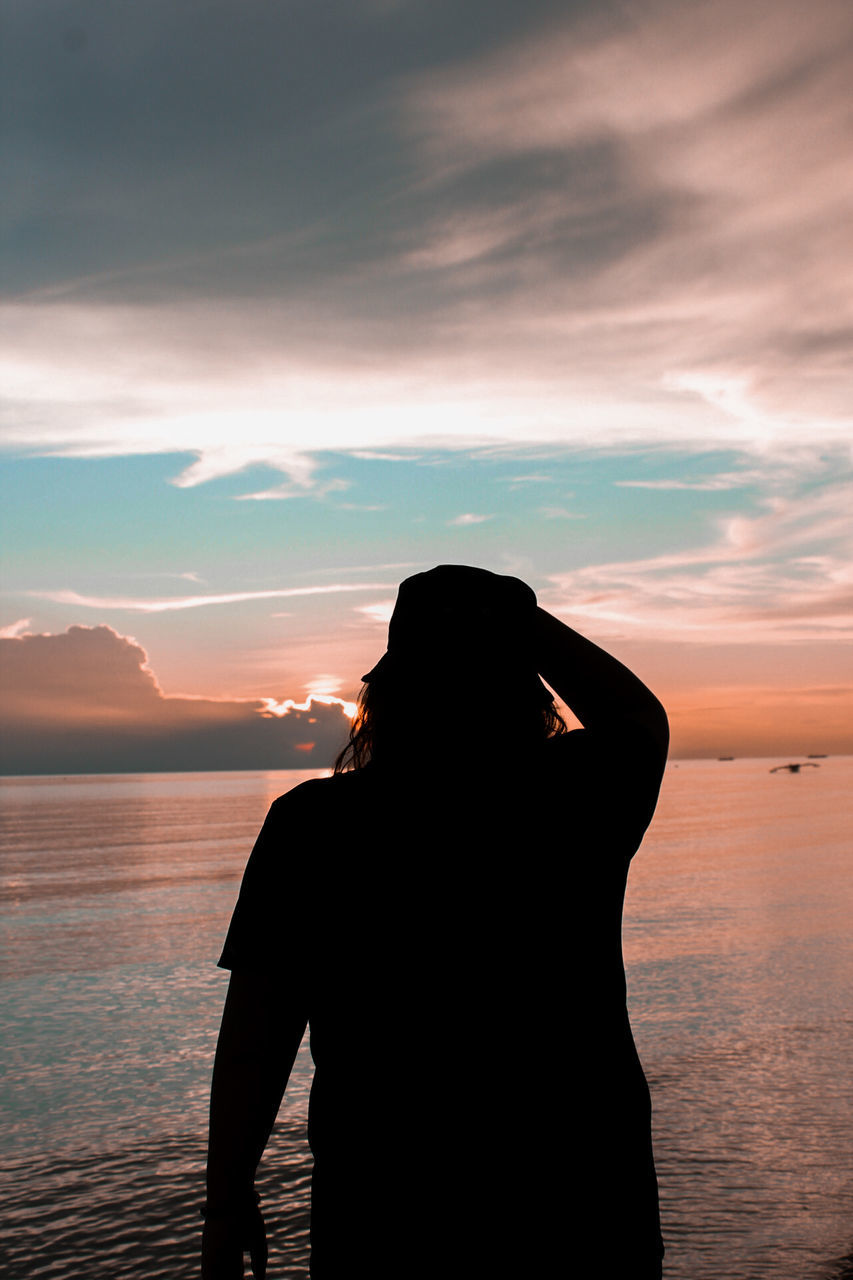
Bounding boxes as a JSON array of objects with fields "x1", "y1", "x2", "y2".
[{"x1": 1, "y1": 759, "x2": 852, "y2": 1279}]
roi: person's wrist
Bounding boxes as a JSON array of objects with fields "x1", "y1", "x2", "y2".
[{"x1": 200, "y1": 1188, "x2": 260, "y2": 1222}]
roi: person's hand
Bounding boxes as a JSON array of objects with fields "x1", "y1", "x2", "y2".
[{"x1": 201, "y1": 1201, "x2": 267, "y2": 1279}]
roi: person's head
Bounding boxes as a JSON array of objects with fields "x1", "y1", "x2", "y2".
[{"x1": 334, "y1": 565, "x2": 567, "y2": 771}]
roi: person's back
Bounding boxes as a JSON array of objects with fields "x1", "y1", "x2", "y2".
[{"x1": 203, "y1": 566, "x2": 668, "y2": 1279}]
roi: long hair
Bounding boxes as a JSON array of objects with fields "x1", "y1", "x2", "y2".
[{"x1": 334, "y1": 672, "x2": 569, "y2": 773}]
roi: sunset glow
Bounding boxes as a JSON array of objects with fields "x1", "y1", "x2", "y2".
[
  {"x1": 261, "y1": 695, "x2": 359, "y2": 723},
  {"x1": 2, "y1": 0, "x2": 851, "y2": 770}
]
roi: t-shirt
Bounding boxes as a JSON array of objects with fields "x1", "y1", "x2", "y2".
[{"x1": 219, "y1": 727, "x2": 666, "y2": 1275}]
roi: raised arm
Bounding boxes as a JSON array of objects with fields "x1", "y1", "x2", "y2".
[
  {"x1": 534, "y1": 607, "x2": 669, "y2": 758},
  {"x1": 202, "y1": 970, "x2": 308, "y2": 1279}
]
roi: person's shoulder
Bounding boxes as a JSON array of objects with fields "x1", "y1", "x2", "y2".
[
  {"x1": 266, "y1": 768, "x2": 370, "y2": 818},
  {"x1": 544, "y1": 728, "x2": 587, "y2": 756},
  {"x1": 543, "y1": 723, "x2": 666, "y2": 798},
  {"x1": 545, "y1": 722, "x2": 664, "y2": 762},
  {"x1": 244, "y1": 773, "x2": 360, "y2": 883},
  {"x1": 542, "y1": 727, "x2": 593, "y2": 769},
  {"x1": 530, "y1": 727, "x2": 661, "y2": 862},
  {"x1": 268, "y1": 772, "x2": 339, "y2": 808}
]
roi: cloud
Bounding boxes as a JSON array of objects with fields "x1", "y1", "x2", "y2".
[
  {"x1": 449, "y1": 513, "x2": 494, "y2": 526},
  {"x1": 0, "y1": 625, "x2": 354, "y2": 774},
  {"x1": 261, "y1": 694, "x2": 358, "y2": 721},
  {"x1": 613, "y1": 473, "x2": 757, "y2": 492},
  {"x1": 236, "y1": 477, "x2": 351, "y2": 503},
  {"x1": 28, "y1": 582, "x2": 396, "y2": 614},
  {"x1": 2, "y1": 0, "x2": 851, "y2": 489},
  {"x1": 0, "y1": 618, "x2": 32, "y2": 639},
  {"x1": 542, "y1": 475, "x2": 853, "y2": 643},
  {"x1": 355, "y1": 600, "x2": 396, "y2": 624}
]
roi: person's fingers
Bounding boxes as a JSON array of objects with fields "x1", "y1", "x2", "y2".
[{"x1": 248, "y1": 1225, "x2": 268, "y2": 1278}]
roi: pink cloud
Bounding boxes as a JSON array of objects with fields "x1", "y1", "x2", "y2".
[
  {"x1": 542, "y1": 481, "x2": 853, "y2": 643},
  {"x1": 0, "y1": 626, "x2": 353, "y2": 774}
]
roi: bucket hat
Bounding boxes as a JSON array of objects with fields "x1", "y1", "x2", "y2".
[{"x1": 362, "y1": 564, "x2": 552, "y2": 703}]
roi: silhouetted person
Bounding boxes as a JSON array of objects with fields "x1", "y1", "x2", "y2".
[{"x1": 202, "y1": 566, "x2": 668, "y2": 1278}]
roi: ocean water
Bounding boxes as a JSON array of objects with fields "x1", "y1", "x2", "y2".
[{"x1": 1, "y1": 759, "x2": 851, "y2": 1279}]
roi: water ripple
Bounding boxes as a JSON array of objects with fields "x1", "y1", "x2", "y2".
[{"x1": 0, "y1": 1122, "x2": 312, "y2": 1279}]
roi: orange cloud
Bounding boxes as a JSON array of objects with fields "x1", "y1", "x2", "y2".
[{"x1": 0, "y1": 625, "x2": 353, "y2": 774}]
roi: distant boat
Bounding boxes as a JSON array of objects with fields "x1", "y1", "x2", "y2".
[
  {"x1": 718, "y1": 756, "x2": 735, "y2": 761},
  {"x1": 807, "y1": 753, "x2": 828, "y2": 758},
  {"x1": 770, "y1": 762, "x2": 820, "y2": 774}
]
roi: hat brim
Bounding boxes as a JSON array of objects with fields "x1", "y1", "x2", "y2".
[{"x1": 361, "y1": 651, "x2": 554, "y2": 704}]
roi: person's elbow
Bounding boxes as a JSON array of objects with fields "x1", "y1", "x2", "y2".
[{"x1": 645, "y1": 696, "x2": 669, "y2": 759}]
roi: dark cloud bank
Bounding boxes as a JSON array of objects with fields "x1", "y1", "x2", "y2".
[
  {"x1": 0, "y1": 625, "x2": 351, "y2": 774},
  {"x1": 3, "y1": 0, "x2": 575, "y2": 299}
]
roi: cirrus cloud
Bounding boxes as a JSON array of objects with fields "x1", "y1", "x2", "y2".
[
  {"x1": 542, "y1": 478, "x2": 853, "y2": 643},
  {"x1": 27, "y1": 582, "x2": 395, "y2": 614}
]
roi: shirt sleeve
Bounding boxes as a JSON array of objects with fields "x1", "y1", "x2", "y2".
[{"x1": 218, "y1": 785, "x2": 315, "y2": 974}]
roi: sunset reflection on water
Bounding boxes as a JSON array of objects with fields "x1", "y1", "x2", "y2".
[{"x1": 1, "y1": 759, "x2": 851, "y2": 1278}]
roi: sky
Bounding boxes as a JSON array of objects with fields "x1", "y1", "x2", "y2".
[{"x1": 2, "y1": 0, "x2": 852, "y2": 770}]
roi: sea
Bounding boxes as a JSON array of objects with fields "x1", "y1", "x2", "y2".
[{"x1": 1, "y1": 758, "x2": 852, "y2": 1279}]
